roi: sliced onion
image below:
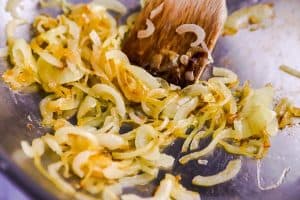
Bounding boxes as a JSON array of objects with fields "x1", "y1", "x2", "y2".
[
  {"x1": 182, "y1": 83, "x2": 214, "y2": 102},
  {"x1": 106, "y1": 49, "x2": 130, "y2": 64},
  {"x1": 150, "y1": 3, "x2": 164, "y2": 20},
  {"x1": 77, "y1": 96, "x2": 98, "y2": 119},
  {"x1": 157, "y1": 154, "x2": 175, "y2": 169},
  {"x1": 64, "y1": 17, "x2": 80, "y2": 40},
  {"x1": 74, "y1": 193, "x2": 99, "y2": 200},
  {"x1": 256, "y1": 160, "x2": 290, "y2": 191},
  {"x1": 112, "y1": 141, "x2": 156, "y2": 159},
  {"x1": 55, "y1": 126, "x2": 99, "y2": 146},
  {"x1": 119, "y1": 174, "x2": 154, "y2": 187},
  {"x1": 37, "y1": 57, "x2": 84, "y2": 85},
  {"x1": 181, "y1": 130, "x2": 198, "y2": 153},
  {"x1": 140, "y1": 0, "x2": 147, "y2": 8},
  {"x1": 48, "y1": 162, "x2": 76, "y2": 194},
  {"x1": 210, "y1": 67, "x2": 238, "y2": 84},
  {"x1": 32, "y1": 138, "x2": 45, "y2": 157},
  {"x1": 91, "y1": 0, "x2": 128, "y2": 15},
  {"x1": 72, "y1": 151, "x2": 98, "y2": 178},
  {"x1": 103, "y1": 162, "x2": 127, "y2": 179},
  {"x1": 5, "y1": 0, "x2": 22, "y2": 19},
  {"x1": 190, "y1": 131, "x2": 206, "y2": 150},
  {"x1": 123, "y1": 175, "x2": 174, "y2": 200},
  {"x1": 129, "y1": 111, "x2": 146, "y2": 125},
  {"x1": 239, "y1": 86, "x2": 278, "y2": 137},
  {"x1": 224, "y1": 3, "x2": 274, "y2": 35},
  {"x1": 21, "y1": 141, "x2": 34, "y2": 158},
  {"x1": 166, "y1": 174, "x2": 200, "y2": 200},
  {"x1": 176, "y1": 24, "x2": 206, "y2": 47},
  {"x1": 279, "y1": 65, "x2": 300, "y2": 79},
  {"x1": 43, "y1": 134, "x2": 62, "y2": 155},
  {"x1": 179, "y1": 129, "x2": 232, "y2": 164},
  {"x1": 156, "y1": 117, "x2": 169, "y2": 131},
  {"x1": 174, "y1": 97, "x2": 199, "y2": 121},
  {"x1": 198, "y1": 159, "x2": 208, "y2": 166},
  {"x1": 192, "y1": 159, "x2": 242, "y2": 186},
  {"x1": 141, "y1": 146, "x2": 160, "y2": 161},
  {"x1": 121, "y1": 194, "x2": 147, "y2": 200},
  {"x1": 137, "y1": 19, "x2": 155, "y2": 39},
  {"x1": 126, "y1": 65, "x2": 161, "y2": 89},
  {"x1": 135, "y1": 125, "x2": 157, "y2": 149},
  {"x1": 102, "y1": 184, "x2": 122, "y2": 200},
  {"x1": 97, "y1": 134, "x2": 128, "y2": 150},
  {"x1": 155, "y1": 178, "x2": 173, "y2": 199},
  {"x1": 38, "y1": 52, "x2": 63, "y2": 68},
  {"x1": 11, "y1": 39, "x2": 37, "y2": 71},
  {"x1": 89, "y1": 30, "x2": 101, "y2": 46},
  {"x1": 180, "y1": 55, "x2": 189, "y2": 65},
  {"x1": 39, "y1": 0, "x2": 71, "y2": 12},
  {"x1": 91, "y1": 84, "x2": 126, "y2": 118}
]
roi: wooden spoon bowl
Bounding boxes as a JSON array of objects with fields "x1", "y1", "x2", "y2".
[{"x1": 123, "y1": 0, "x2": 227, "y2": 86}]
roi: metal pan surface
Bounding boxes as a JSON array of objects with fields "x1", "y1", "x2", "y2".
[{"x1": 0, "y1": 0, "x2": 300, "y2": 199}]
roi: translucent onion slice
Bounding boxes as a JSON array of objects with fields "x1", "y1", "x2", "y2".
[
  {"x1": 167, "y1": 174, "x2": 200, "y2": 200},
  {"x1": 210, "y1": 67, "x2": 238, "y2": 84},
  {"x1": 89, "y1": 30, "x2": 101, "y2": 46},
  {"x1": 176, "y1": 24, "x2": 206, "y2": 47},
  {"x1": 97, "y1": 134, "x2": 128, "y2": 150},
  {"x1": 5, "y1": 0, "x2": 22, "y2": 19},
  {"x1": 256, "y1": 160, "x2": 290, "y2": 191},
  {"x1": 157, "y1": 154, "x2": 175, "y2": 169},
  {"x1": 119, "y1": 174, "x2": 154, "y2": 187},
  {"x1": 92, "y1": 84, "x2": 126, "y2": 118},
  {"x1": 91, "y1": 0, "x2": 128, "y2": 15},
  {"x1": 48, "y1": 162, "x2": 76, "y2": 194},
  {"x1": 11, "y1": 39, "x2": 37, "y2": 71},
  {"x1": 224, "y1": 3, "x2": 274, "y2": 35},
  {"x1": 32, "y1": 138, "x2": 45, "y2": 157},
  {"x1": 38, "y1": 52, "x2": 64, "y2": 68},
  {"x1": 137, "y1": 19, "x2": 155, "y2": 39},
  {"x1": 126, "y1": 65, "x2": 161, "y2": 89},
  {"x1": 279, "y1": 65, "x2": 300, "y2": 79},
  {"x1": 43, "y1": 134, "x2": 62, "y2": 155},
  {"x1": 179, "y1": 129, "x2": 232, "y2": 164},
  {"x1": 135, "y1": 125, "x2": 157, "y2": 149},
  {"x1": 150, "y1": 3, "x2": 164, "y2": 20},
  {"x1": 102, "y1": 184, "x2": 122, "y2": 200},
  {"x1": 141, "y1": 146, "x2": 160, "y2": 161},
  {"x1": 192, "y1": 159, "x2": 242, "y2": 186},
  {"x1": 154, "y1": 177, "x2": 173, "y2": 199},
  {"x1": 112, "y1": 141, "x2": 156, "y2": 159},
  {"x1": 55, "y1": 126, "x2": 99, "y2": 146},
  {"x1": 37, "y1": 58, "x2": 84, "y2": 85},
  {"x1": 106, "y1": 49, "x2": 130, "y2": 64},
  {"x1": 72, "y1": 151, "x2": 98, "y2": 178},
  {"x1": 77, "y1": 96, "x2": 98, "y2": 119},
  {"x1": 190, "y1": 131, "x2": 206, "y2": 150},
  {"x1": 198, "y1": 159, "x2": 208, "y2": 166},
  {"x1": 181, "y1": 130, "x2": 199, "y2": 153},
  {"x1": 103, "y1": 162, "x2": 127, "y2": 179},
  {"x1": 21, "y1": 141, "x2": 34, "y2": 158},
  {"x1": 174, "y1": 97, "x2": 199, "y2": 121},
  {"x1": 121, "y1": 195, "x2": 147, "y2": 200}
]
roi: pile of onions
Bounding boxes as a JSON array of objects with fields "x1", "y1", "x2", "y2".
[{"x1": 2, "y1": 1, "x2": 288, "y2": 199}]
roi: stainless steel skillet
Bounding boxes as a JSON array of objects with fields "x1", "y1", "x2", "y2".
[{"x1": 1, "y1": 0, "x2": 300, "y2": 199}]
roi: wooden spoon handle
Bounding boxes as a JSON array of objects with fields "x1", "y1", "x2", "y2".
[{"x1": 123, "y1": 0, "x2": 227, "y2": 86}]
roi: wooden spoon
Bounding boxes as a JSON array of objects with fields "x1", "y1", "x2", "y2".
[{"x1": 122, "y1": 0, "x2": 227, "y2": 86}]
